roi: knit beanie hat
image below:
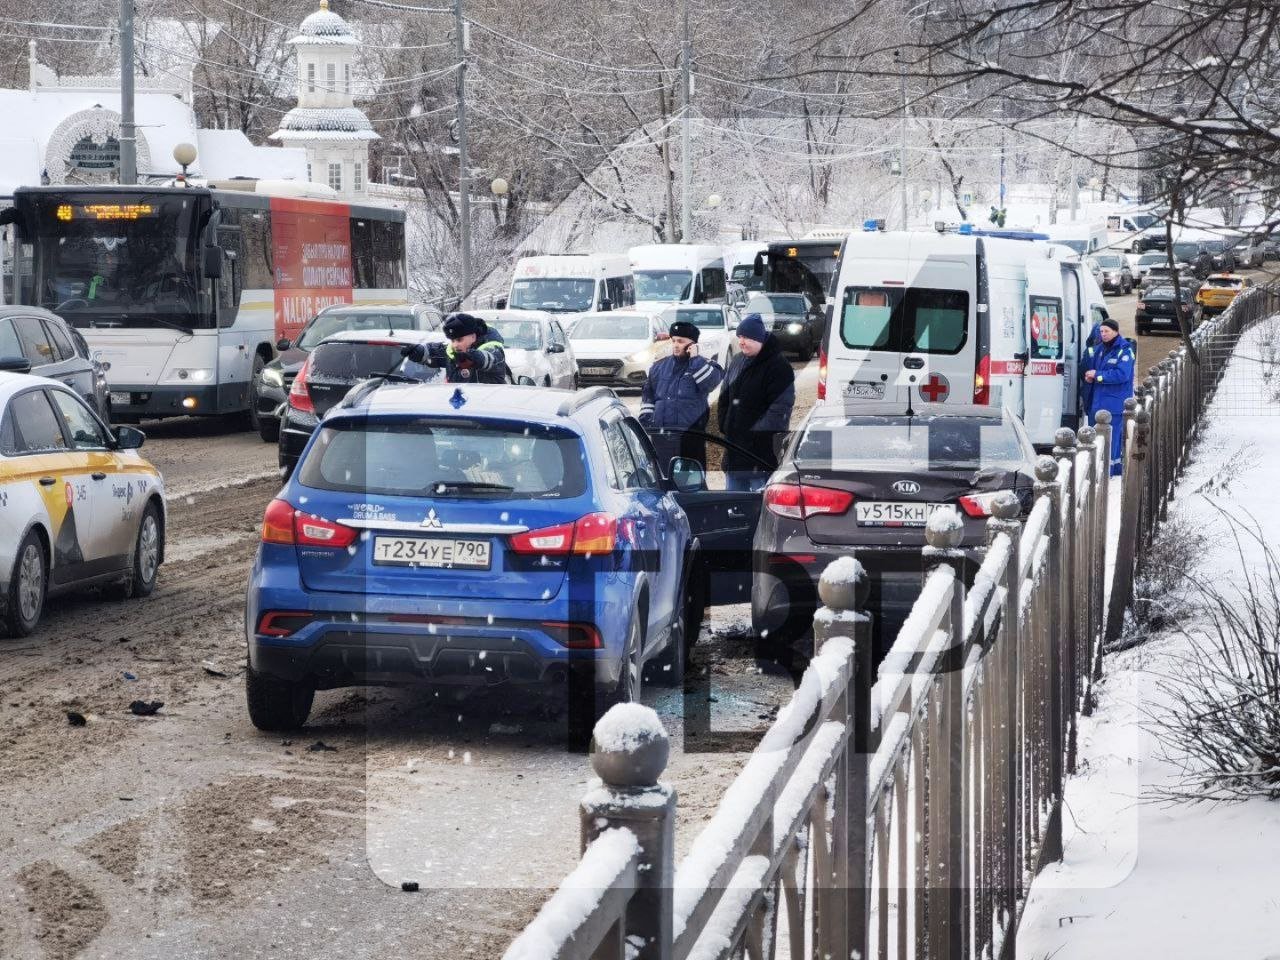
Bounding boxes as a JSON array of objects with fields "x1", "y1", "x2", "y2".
[
  {"x1": 736, "y1": 312, "x2": 769, "y2": 344},
  {"x1": 1100, "y1": 317, "x2": 1120, "y2": 333}
]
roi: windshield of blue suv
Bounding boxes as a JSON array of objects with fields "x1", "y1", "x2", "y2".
[
  {"x1": 297, "y1": 310, "x2": 419, "y2": 350},
  {"x1": 298, "y1": 419, "x2": 588, "y2": 499},
  {"x1": 795, "y1": 415, "x2": 1032, "y2": 470}
]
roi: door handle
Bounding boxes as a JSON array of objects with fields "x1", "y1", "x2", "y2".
[
  {"x1": 39, "y1": 476, "x2": 56, "y2": 486},
  {"x1": 902, "y1": 356, "x2": 924, "y2": 370},
  {"x1": 92, "y1": 472, "x2": 107, "y2": 480},
  {"x1": 726, "y1": 507, "x2": 747, "y2": 519}
]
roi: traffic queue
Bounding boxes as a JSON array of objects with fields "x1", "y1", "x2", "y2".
[{"x1": 1, "y1": 227, "x2": 1139, "y2": 734}]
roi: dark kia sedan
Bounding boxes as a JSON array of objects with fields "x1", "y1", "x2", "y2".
[
  {"x1": 278, "y1": 330, "x2": 444, "y2": 476},
  {"x1": 752, "y1": 403, "x2": 1038, "y2": 658}
]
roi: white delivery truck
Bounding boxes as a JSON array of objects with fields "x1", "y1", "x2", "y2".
[
  {"x1": 502, "y1": 254, "x2": 634, "y2": 325},
  {"x1": 1043, "y1": 220, "x2": 1110, "y2": 256},
  {"x1": 628, "y1": 243, "x2": 727, "y2": 313},
  {"x1": 819, "y1": 226, "x2": 1110, "y2": 447}
]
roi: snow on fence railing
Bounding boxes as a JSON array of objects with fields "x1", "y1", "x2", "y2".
[
  {"x1": 505, "y1": 422, "x2": 1115, "y2": 960},
  {"x1": 1105, "y1": 281, "x2": 1280, "y2": 647}
]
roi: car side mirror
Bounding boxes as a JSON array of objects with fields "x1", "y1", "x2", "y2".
[
  {"x1": 669, "y1": 457, "x2": 706, "y2": 493},
  {"x1": 276, "y1": 337, "x2": 291, "y2": 351},
  {"x1": 113, "y1": 425, "x2": 146, "y2": 450},
  {"x1": 547, "y1": 343, "x2": 565, "y2": 354},
  {"x1": 202, "y1": 245, "x2": 223, "y2": 279},
  {"x1": 494, "y1": 296, "x2": 508, "y2": 309},
  {"x1": 0, "y1": 356, "x2": 32, "y2": 374}
]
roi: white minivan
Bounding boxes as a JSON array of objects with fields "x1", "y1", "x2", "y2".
[
  {"x1": 629, "y1": 244, "x2": 727, "y2": 313},
  {"x1": 502, "y1": 254, "x2": 634, "y2": 324},
  {"x1": 819, "y1": 228, "x2": 1110, "y2": 447}
]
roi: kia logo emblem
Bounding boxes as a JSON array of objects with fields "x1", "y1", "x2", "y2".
[{"x1": 892, "y1": 480, "x2": 921, "y2": 495}]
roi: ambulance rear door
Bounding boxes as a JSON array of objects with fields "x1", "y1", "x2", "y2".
[{"x1": 1023, "y1": 257, "x2": 1066, "y2": 446}]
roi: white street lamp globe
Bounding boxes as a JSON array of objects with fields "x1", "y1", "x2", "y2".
[
  {"x1": 173, "y1": 142, "x2": 198, "y2": 168},
  {"x1": 706, "y1": 193, "x2": 722, "y2": 209},
  {"x1": 490, "y1": 177, "x2": 509, "y2": 196}
]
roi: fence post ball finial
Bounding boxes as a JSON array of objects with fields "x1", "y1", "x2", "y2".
[
  {"x1": 1095, "y1": 408, "x2": 1112, "y2": 425},
  {"x1": 818, "y1": 555, "x2": 869, "y2": 611},
  {"x1": 1077, "y1": 425, "x2": 1097, "y2": 446},
  {"x1": 1034, "y1": 455, "x2": 1058, "y2": 483},
  {"x1": 1123, "y1": 397, "x2": 1138, "y2": 412},
  {"x1": 925, "y1": 507, "x2": 965, "y2": 550},
  {"x1": 1054, "y1": 427, "x2": 1077, "y2": 449},
  {"x1": 1134, "y1": 408, "x2": 1152, "y2": 427},
  {"x1": 991, "y1": 491, "x2": 1021, "y2": 520},
  {"x1": 590, "y1": 704, "x2": 669, "y2": 788}
]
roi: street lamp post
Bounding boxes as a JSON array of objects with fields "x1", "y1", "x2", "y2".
[{"x1": 491, "y1": 177, "x2": 509, "y2": 227}]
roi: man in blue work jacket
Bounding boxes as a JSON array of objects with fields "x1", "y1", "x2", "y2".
[
  {"x1": 1082, "y1": 317, "x2": 1135, "y2": 475},
  {"x1": 640, "y1": 319, "x2": 724, "y2": 472}
]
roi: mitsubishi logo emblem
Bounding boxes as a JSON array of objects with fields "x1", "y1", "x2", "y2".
[{"x1": 422, "y1": 508, "x2": 443, "y2": 529}]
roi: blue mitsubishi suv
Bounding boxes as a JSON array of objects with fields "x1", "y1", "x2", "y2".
[{"x1": 244, "y1": 383, "x2": 762, "y2": 731}]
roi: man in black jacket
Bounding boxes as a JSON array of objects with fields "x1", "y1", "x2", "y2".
[
  {"x1": 416, "y1": 312, "x2": 511, "y2": 384},
  {"x1": 717, "y1": 313, "x2": 795, "y2": 490}
]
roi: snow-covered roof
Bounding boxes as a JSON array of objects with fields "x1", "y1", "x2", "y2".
[
  {"x1": 195, "y1": 129, "x2": 307, "y2": 181},
  {"x1": 289, "y1": 0, "x2": 359, "y2": 46},
  {"x1": 269, "y1": 106, "x2": 379, "y2": 141}
]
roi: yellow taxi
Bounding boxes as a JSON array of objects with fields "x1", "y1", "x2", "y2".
[
  {"x1": 0, "y1": 370, "x2": 165, "y2": 636},
  {"x1": 1195, "y1": 273, "x2": 1253, "y2": 316}
]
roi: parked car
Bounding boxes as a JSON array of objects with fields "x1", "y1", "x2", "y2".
[
  {"x1": 1169, "y1": 241, "x2": 1214, "y2": 279},
  {"x1": 1083, "y1": 256, "x2": 1106, "y2": 290},
  {"x1": 278, "y1": 329, "x2": 444, "y2": 476},
  {"x1": 0, "y1": 307, "x2": 110, "y2": 423},
  {"x1": 1091, "y1": 253, "x2": 1134, "y2": 294},
  {"x1": 469, "y1": 309, "x2": 577, "y2": 388},
  {"x1": 1259, "y1": 235, "x2": 1280, "y2": 262},
  {"x1": 1231, "y1": 236, "x2": 1264, "y2": 269},
  {"x1": 1144, "y1": 264, "x2": 1200, "y2": 290},
  {"x1": 1136, "y1": 285, "x2": 1199, "y2": 335},
  {"x1": 1131, "y1": 251, "x2": 1169, "y2": 286},
  {"x1": 743, "y1": 292, "x2": 824, "y2": 359},
  {"x1": 751, "y1": 402, "x2": 1038, "y2": 656},
  {"x1": 1202, "y1": 238, "x2": 1237, "y2": 273},
  {"x1": 568, "y1": 310, "x2": 668, "y2": 388},
  {"x1": 0, "y1": 372, "x2": 164, "y2": 636},
  {"x1": 253, "y1": 303, "x2": 442, "y2": 443},
  {"x1": 244, "y1": 383, "x2": 761, "y2": 731},
  {"x1": 1195, "y1": 273, "x2": 1253, "y2": 317},
  {"x1": 661, "y1": 303, "x2": 742, "y2": 368}
]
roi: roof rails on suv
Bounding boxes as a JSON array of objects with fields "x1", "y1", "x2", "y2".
[{"x1": 556, "y1": 386, "x2": 617, "y2": 417}]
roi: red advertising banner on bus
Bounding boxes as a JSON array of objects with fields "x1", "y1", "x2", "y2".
[{"x1": 270, "y1": 196, "x2": 354, "y2": 341}]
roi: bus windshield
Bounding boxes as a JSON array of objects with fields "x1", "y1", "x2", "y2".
[
  {"x1": 509, "y1": 278, "x2": 594, "y2": 312},
  {"x1": 765, "y1": 243, "x2": 840, "y2": 303},
  {"x1": 16, "y1": 191, "x2": 208, "y2": 331},
  {"x1": 634, "y1": 270, "x2": 692, "y2": 302}
]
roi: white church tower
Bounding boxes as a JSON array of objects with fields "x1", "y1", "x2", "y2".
[{"x1": 269, "y1": 0, "x2": 377, "y2": 198}]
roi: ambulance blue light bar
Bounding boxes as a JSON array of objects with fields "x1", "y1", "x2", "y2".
[
  {"x1": 862, "y1": 218, "x2": 887, "y2": 232},
  {"x1": 972, "y1": 228, "x2": 1051, "y2": 241}
]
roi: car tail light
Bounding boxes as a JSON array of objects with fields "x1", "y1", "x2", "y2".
[
  {"x1": 973, "y1": 353, "x2": 991, "y2": 404},
  {"x1": 261, "y1": 498, "x2": 358, "y2": 547},
  {"x1": 257, "y1": 611, "x2": 314, "y2": 637},
  {"x1": 508, "y1": 513, "x2": 618, "y2": 555},
  {"x1": 1136, "y1": 300, "x2": 1146, "y2": 311},
  {"x1": 288, "y1": 358, "x2": 315, "y2": 413},
  {"x1": 958, "y1": 492, "x2": 1002, "y2": 517},
  {"x1": 541, "y1": 621, "x2": 602, "y2": 649},
  {"x1": 764, "y1": 482, "x2": 854, "y2": 520},
  {"x1": 262, "y1": 498, "x2": 296, "y2": 544},
  {"x1": 816, "y1": 346, "x2": 828, "y2": 400}
]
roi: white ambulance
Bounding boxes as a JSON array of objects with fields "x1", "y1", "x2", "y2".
[
  {"x1": 818, "y1": 227, "x2": 1110, "y2": 447},
  {"x1": 502, "y1": 254, "x2": 634, "y2": 325}
]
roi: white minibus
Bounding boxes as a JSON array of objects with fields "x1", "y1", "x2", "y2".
[{"x1": 628, "y1": 244, "x2": 727, "y2": 312}]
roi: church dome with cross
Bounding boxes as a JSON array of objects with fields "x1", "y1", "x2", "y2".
[{"x1": 269, "y1": 0, "x2": 377, "y2": 198}]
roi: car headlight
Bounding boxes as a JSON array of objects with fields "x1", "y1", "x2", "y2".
[
  {"x1": 261, "y1": 366, "x2": 284, "y2": 388},
  {"x1": 166, "y1": 368, "x2": 213, "y2": 383},
  {"x1": 627, "y1": 350, "x2": 652, "y2": 365},
  {"x1": 786, "y1": 322, "x2": 804, "y2": 334}
]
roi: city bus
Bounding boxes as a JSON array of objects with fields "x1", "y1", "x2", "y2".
[
  {"x1": 0, "y1": 183, "x2": 406, "y2": 423},
  {"x1": 761, "y1": 237, "x2": 844, "y2": 305}
]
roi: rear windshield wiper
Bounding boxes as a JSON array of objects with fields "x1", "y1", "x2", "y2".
[{"x1": 431, "y1": 481, "x2": 515, "y2": 494}]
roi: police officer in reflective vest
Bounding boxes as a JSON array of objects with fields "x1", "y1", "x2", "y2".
[
  {"x1": 421, "y1": 312, "x2": 512, "y2": 384},
  {"x1": 1082, "y1": 316, "x2": 1135, "y2": 475}
]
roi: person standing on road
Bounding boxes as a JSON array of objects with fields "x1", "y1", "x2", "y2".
[
  {"x1": 1083, "y1": 316, "x2": 1134, "y2": 475},
  {"x1": 418, "y1": 312, "x2": 511, "y2": 384},
  {"x1": 639, "y1": 319, "x2": 723, "y2": 471},
  {"x1": 718, "y1": 313, "x2": 796, "y2": 491}
]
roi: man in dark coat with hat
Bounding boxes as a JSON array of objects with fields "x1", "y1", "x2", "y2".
[
  {"x1": 419, "y1": 312, "x2": 511, "y2": 384},
  {"x1": 718, "y1": 313, "x2": 795, "y2": 490},
  {"x1": 640, "y1": 318, "x2": 724, "y2": 471}
]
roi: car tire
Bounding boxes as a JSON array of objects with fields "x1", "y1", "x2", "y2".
[
  {"x1": 245, "y1": 665, "x2": 315, "y2": 732},
  {"x1": 650, "y1": 559, "x2": 704, "y2": 686},
  {"x1": 244, "y1": 353, "x2": 266, "y2": 432},
  {"x1": 258, "y1": 415, "x2": 280, "y2": 444},
  {"x1": 797, "y1": 342, "x2": 813, "y2": 362},
  {"x1": 112, "y1": 502, "x2": 162, "y2": 599},
  {"x1": 3, "y1": 530, "x2": 46, "y2": 638},
  {"x1": 1137, "y1": 325, "x2": 1149, "y2": 336}
]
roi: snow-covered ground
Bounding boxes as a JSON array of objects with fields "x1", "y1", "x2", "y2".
[{"x1": 1017, "y1": 318, "x2": 1280, "y2": 957}]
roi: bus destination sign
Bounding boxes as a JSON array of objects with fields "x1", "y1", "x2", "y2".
[{"x1": 54, "y1": 203, "x2": 156, "y2": 222}]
